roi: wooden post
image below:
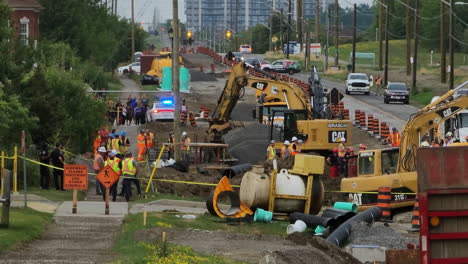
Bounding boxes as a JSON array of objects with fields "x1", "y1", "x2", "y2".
[
  {"x1": 143, "y1": 209, "x2": 147, "y2": 226},
  {"x1": 72, "y1": 189, "x2": 78, "y2": 214},
  {"x1": 1, "y1": 151, "x2": 4, "y2": 195},
  {"x1": 13, "y1": 146, "x2": 17, "y2": 193},
  {"x1": 105, "y1": 187, "x2": 110, "y2": 215},
  {"x1": 1, "y1": 170, "x2": 11, "y2": 228}
]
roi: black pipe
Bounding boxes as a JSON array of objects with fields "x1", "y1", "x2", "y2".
[
  {"x1": 289, "y1": 212, "x2": 337, "y2": 229},
  {"x1": 222, "y1": 164, "x2": 252, "y2": 178},
  {"x1": 325, "y1": 207, "x2": 382, "y2": 247},
  {"x1": 321, "y1": 208, "x2": 356, "y2": 225},
  {"x1": 206, "y1": 190, "x2": 241, "y2": 217}
]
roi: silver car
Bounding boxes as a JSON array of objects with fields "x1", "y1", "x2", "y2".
[{"x1": 149, "y1": 98, "x2": 174, "y2": 121}]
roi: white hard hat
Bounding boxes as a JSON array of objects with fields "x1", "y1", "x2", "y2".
[
  {"x1": 291, "y1": 136, "x2": 298, "y2": 142},
  {"x1": 98, "y1": 147, "x2": 106, "y2": 153},
  {"x1": 284, "y1": 140, "x2": 290, "y2": 146},
  {"x1": 270, "y1": 140, "x2": 275, "y2": 144},
  {"x1": 421, "y1": 141, "x2": 430, "y2": 147},
  {"x1": 182, "y1": 131, "x2": 187, "y2": 136},
  {"x1": 111, "y1": 149, "x2": 118, "y2": 155},
  {"x1": 446, "y1": 132, "x2": 453, "y2": 137},
  {"x1": 341, "y1": 137, "x2": 347, "y2": 142}
]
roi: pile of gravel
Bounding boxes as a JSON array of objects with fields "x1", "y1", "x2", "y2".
[{"x1": 348, "y1": 222, "x2": 418, "y2": 249}]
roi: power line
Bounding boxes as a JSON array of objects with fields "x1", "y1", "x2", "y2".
[
  {"x1": 451, "y1": 34, "x2": 468, "y2": 46},
  {"x1": 416, "y1": 34, "x2": 440, "y2": 41},
  {"x1": 387, "y1": 30, "x2": 406, "y2": 39},
  {"x1": 451, "y1": 10, "x2": 468, "y2": 27}
]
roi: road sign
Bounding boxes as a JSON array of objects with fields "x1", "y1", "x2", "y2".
[
  {"x1": 96, "y1": 165, "x2": 120, "y2": 189},
  {"x1": 272, "y1": 36, "x2": 279, "y2": 42},
  {"x1": 63, "y1": 164, "x2": 88, "y2": 190},
  {"x1": 329, "y1": 88, "x2": 344, "y2": 105}
]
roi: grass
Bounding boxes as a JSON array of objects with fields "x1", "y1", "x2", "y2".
[
  {"x1": 27, "y1": 187, "x2": 85, "y2": 202},
  {"x1": 113, "y1": 212, "x2": 288, "y2": 263},
  {"x1": 410, "y1": 89, "x2": 435, "y2": 106},
  {"x1": 133, "y1": 192, "x2": 206, "y2": 204},
  {"x1": 0, "y1": 207, "x2": 53, "y2": 252}
]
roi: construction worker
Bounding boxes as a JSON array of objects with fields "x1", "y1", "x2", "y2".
[
  {"x1": 266, "y1": 140, "x2": 276, "y2": 160},
  {"x1": 431, "y1": 140, "x2": 440, "y2": 147},
  {"x1": 93, "y1": 146, "x2": 107, "y2": 195},
  {"x1": 387, "y1": 127, "x2": 401, "y2": 147},
  {"x1": 50, "y1": 143, "x2": 65, "y2": 191},
  {"x1": 359, "y1": 144, "x2": 367, "y2": 152},
  {"x1": 345, "y1": 148, "x2": 357, "y2": 177},
  {"x1": 326, "y1": 148, "x2": 339, "y2": 178},
  {"x1": 290, "y1": 136, "x2": 298, "y2": 152},
  {"x1": 181, "y1": 131, "x2": 191, "y2": 161},
  {"x1": 122, "y1": 152, "x2": 138, "y2": 202},
  {"x1": 103, "y1": 150, "x2": 121, "y2": 202},
  {"x1": 136, "y1": 130, "x2": 146, "y2": 161},
  {"x1": 443, "y1": 132, "x2": 454, "y2": 146},
  {"x1": 145, "y1": 129, "x2": 154, "y2": 149},
  {"x1": 375, "y1": 75, "x2": 382, "y2": 95},
  {"x1": 111, "y1": 132, "x2": 120, "y2": 152},
  {"x1": 107, "y1": 133, "x2": 114, "y2": 151},
  {"x1": 291, "y1": 144, "x2": 300, "y2": 156},
  {"x1": 167, "y1": 132, "x2": 175, "y2": 159},
  {"x1": 93, "y1": 131, "x2": 101, "y2": 156},
  {"x1": 281, "y1": 140, "x2": 291, "y2": 159},
  {"x1": 119, "y1": 131, "x2": 130, "y2": 158},
  {"x1": 338, "y1": 138, "x2": 347, "y2": 175}
]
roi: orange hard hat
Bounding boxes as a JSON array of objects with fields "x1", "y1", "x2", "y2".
[{"x1": 359, "y1": 144, "x2": 367, "y2": 149}]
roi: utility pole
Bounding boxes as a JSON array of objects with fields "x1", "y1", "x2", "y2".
[
  {"x1": 305, "y1": 24, "x2": 310, "y2": 70},
  {"x1": 378, "y1": 2, "x2": 384, "y2": 70},
  {"x1": 297, "y1": 0, "x2": 303, "y2": 48},
  {"x1": 411, "y1": 0, "x2": 419, "y2": 92},
  {"x1": 352, "y1": 4, "x2": 356, "y2": 73},
  {"x1": 334, "y1": 0, "x2": 339, "y2": 66},
  {"x1": 131, "y1": 0, "x2": 135, "y2": 59},
  {"x1": 111, "y1": 0, "x2": 114, "y2": 14},
  {"x1": 406, "y1": 0, "x2": 411, "y2": 76},
  {"x1": 449, "y1": 0, "x2": 454, "y2": 90},
  {"x1": 315, "y1": 0, "x2": 320, "y2": 43},
  {"x1": 172, "y1": 0, "x2": 181, "y2": 161},
  {"x1": 269, "y1": 7, "x2": 273, "y2": 51},
  {"x1": 114, "y1": 0, "x2": 117, "y2": 15},
  {"x1": 441, "y1": 2, "x2": 447, "y2": 83},
  {"x1": 325, "y1": 7, "x2": 330, "y2": 71},
  {"x1": 384, "y1": 4, "x2": 389, "y2": 86},
  {"x1": 280, "y1": 8, "x2": 284, "y2": 51},
  {"x1": 235, "y1": 0, "x2": 238, "y2": 48},
  {"x1": 286, "y1": 0, "x2": 291, "y2": 59}
]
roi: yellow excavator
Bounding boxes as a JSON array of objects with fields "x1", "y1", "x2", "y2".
[
  {"x1": 208, "y1": 62, "x2": 351, "y2": 154},
  {"x1": 341, "y1": 82, "x2": 468, "y2": 209}
]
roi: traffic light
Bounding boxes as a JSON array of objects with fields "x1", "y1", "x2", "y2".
[
  {"x1": 225, "y1": 30, "x2": 232, "y2": 39},
  {"x1": 186, "y1": 30, "x2": 192, "y2": 38}
]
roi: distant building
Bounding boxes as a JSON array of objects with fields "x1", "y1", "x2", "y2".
[
  {"x1": 185, "y1": 0, "x2": 334, "y2": 32},
  {"x1": 7, "y1": 0, "x2": 42, "y2": 46}
]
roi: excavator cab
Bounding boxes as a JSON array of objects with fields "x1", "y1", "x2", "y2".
[
  {"x1": 269, "y1": 109, "x2": 308, "y2": 144},
  {"x1": 357, "y1": 148, "x2": 399, "y2": 177}
]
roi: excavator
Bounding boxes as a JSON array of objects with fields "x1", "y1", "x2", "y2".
[
  {"x1": 341, "y1": 81, "x2": 468, "y2": 209},
  {"x1": 208, "y1": 62, "x2": 351, "y2": 154}
]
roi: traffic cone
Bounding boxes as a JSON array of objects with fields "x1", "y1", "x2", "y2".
[
  {"x1": 180, "y1": 111, "x2": 187, "y2": 126},
  {"x1": 189, "y1": 112, "x2": 197, "y2": 127},
  {"x1": 410, "y1": 198, "x2": 420, "y2": 231},
  {"x1": 377, "y1": 187, "x2": 392, "y2": 222}
]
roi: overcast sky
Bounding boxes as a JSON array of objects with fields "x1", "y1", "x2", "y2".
[{"x1": 117, "y1": 0, "x2": 373, "y2": 29}]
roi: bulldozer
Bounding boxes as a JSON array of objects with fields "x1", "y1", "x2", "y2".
[{"x1": 341, "y1": 81, "x2": 468, "y2": 209}]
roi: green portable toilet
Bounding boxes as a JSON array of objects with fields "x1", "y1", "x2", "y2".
[{"x1": 160, "y1": 67, "x2": 190, "y2": 92}]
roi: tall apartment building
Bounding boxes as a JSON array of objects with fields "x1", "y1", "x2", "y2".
[{"x1": 185, "y1": 0, "x2": 334, "y2": 32}]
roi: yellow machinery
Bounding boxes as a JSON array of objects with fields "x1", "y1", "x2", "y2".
[
  {"x1": 146, "y1": 53, "x2": 184, "y2": 78},
  {"x1": 208, "y1": 62, "x2": 351, "y2": 152},
  {"x1": 341, "y1": 83, "x2": 468, "y2": 208}
]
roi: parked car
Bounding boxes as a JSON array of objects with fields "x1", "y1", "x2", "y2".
[
  {"x1": 261, "y1": 60, "x2": 301, "y2": 75},
  {"x1": 239, "y1": 44, "x2": 252, "y2": 54},
  {"x1": 384, "y1": 82, "x2": 409, "y2": 104},
  {"x1": 345, "y1": 73, "x2": 370, "y2": 95},
  {"x1": 141, "y1": 74, "x2": 159, "y2": 85},
  {"x1": 245, "y1": 58, "x2": 261, "y2": 68},
  {"x1": 118, "y1": 62, "x2": 141, "y2": 74},
  {"x1": 149, "y1": 98, "x2": 175, "y2": 121}
]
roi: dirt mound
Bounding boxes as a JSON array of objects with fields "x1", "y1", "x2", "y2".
[{"x1": 190, "y1": 70, "x2": 218, "y2": 82}]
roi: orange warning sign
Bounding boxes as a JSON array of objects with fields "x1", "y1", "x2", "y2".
[
  {"x1": 63, "y1": 164, "x2": 88, "y2": 190},
  {"x1": 96, "y1": 165, "x2": 120, "y2": 189}
]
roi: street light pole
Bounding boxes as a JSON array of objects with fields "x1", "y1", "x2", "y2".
[
  {"x1": 449, "y1": 0, "x2": 454, "y2": 90},
  {"x1": 269, "y1": 7, "x2": 273, "y2": 51},
  {"x1": 384, "y1": 3, "x2": 389, "y2": 86},
  {"x1": 172, "y1": 0, "x2": 181, "y2": 161},
  {"x1": 286, "y1": 0, "x2": 291, "y2": 59}
]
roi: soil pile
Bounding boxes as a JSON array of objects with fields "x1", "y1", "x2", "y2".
[{"x1": 348, "y1": 222, "x2": 418, "y2": 249}]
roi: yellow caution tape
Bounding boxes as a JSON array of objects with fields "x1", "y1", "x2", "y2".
[
  {"x1": 0, "y1": 155, "x2": 16, "y2": 160},
  {"x1": 327, "y1": 190, "x2": 417, "y2": 195}
]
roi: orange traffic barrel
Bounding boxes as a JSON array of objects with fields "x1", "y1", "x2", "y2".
[
  {"x1": 189, "y1": 112, "x2": 197, "y2": 127},
  {"x1": 203, "y1": 109, "x2": 210, "y2": 120},
  {"x1": 411, "y1": 198, "x2": 420, "y2": 231},
  {"x1": 180, "y1": 111, "x2": 187, "y2": 126},
  {"x1": 359, "y1": 111, "x2": 366, "y2": 127},
  {"x1": 367, "y1": 114, "x2": 374, "y2": 132},
  {"x1": 378, "y1": 187, "x2": 392, "y2": 222},
  {"x1": 355, "y1": 110, "x2": 361, "y2": 125},
  {"x1": 343, "y1": 109, "x2": 349, "y2": 120},
  {"x1": 373, "y1": 118, "x2": 380, "y2": 136},
  {"x1": 338, "y1": 101, "x2": 344, "y2": 114},
  {"x1": 330, "y1": 104, "x2": 337, "y2": 118},
  {"x1": 381, "y1": 122, "x2": 390, "y2": 140},
  {"x1": 200, "y1": 105, "x2": 206, "y2": 113}
]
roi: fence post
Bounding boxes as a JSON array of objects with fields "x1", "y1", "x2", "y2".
[
  {"x1": 1, "y1": 169, "x2": 11, "y2": 228},
  {"x1": 13, "y1": 146, "x2": 17, "y2": 193},
  {"x1": 1, "y1": 151, "x2": 4, "y2": 195}
]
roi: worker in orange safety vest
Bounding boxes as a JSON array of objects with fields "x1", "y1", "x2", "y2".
[
  {"x1": 338, "y1": 137, "x2": 347, "y2": 175},
  {"x1": 181, "y1": 131, "x2": 191, "y2": 161},
  {"x1": 266, "y1": 140, "x2": 276, "y2": 160},
  {"x1": 136, "y1": 130, "x2": 146, "y2": 161},
  {"x1": 387, "y1": 127, "x2": 401, "y2": 147},
  {"x1": 145, "y1": 129, "x2": 154, "y2": 149},
  {"x1": 93, "y1": 131, "x2": 101, "y2": 156}
]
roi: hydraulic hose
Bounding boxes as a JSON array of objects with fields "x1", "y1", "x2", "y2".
[{"x1": 325, "y1": 207, "x2": 382, "y2": 247}]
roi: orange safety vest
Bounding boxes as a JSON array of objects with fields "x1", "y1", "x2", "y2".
[
  {"x1": 289, "y1": 143, "x2": 297, "y2": 152},
  {"x1": 137, "y1": 134, "x2": 145, "y2": 147},
  {"x1": 281, "y1": 146, "x2": 290, "y2": 158},
  {"x1": 105, "y1": 158, "x2": 121, "y2": 175},
  {"x1": 388, "y1": 132, "x2": 401, "y2": 147},
  {"x1": 338, "y1": 144, "x2": 346, "y2": 157},
  {"x1": 111, "y1": 138, "x2": 120, "y2": 151},
  {"x1": 93, "y1": 153, "x2": 104, "y2": 171},
  {"x1": 267, "y1": 146, "x2": 276, "y2": 160},
  {"x1": 93, "y1": 136, "x2": 101, "y2": 154},
  {"x1": 122, "y1": 158, "x2": 137, "y2": 176},
  {"x1": 146, "y1": 133, "x2": 154, "y2": 148},
  {"x1": 181, "y1": 137, "x2": 191, "y2": 151}
]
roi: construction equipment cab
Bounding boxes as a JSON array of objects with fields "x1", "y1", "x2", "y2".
[
  {"x1": 341, "y1": 81, "x2": 468, "y2": 209},
  {"x1": 208, "y1": 62, "x2": 351, "y2": 153}
]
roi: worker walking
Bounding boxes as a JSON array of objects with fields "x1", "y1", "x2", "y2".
[
  {"x1": 136, "y1": 130, "x2": 146, "y2": 161},
  {"x1": 93, "y1": 147, "x2": 107, "y2": 195},
  {"x1": 103, "y1": 150, "x2": 121, "y2": 202},
  {"x1": 281, "y1": 140, "x2": 291, "y2": 159},
  {"x1": 181, "y1": 131, "x2": 191, "y2": 161},
  {"x1": 338, "y1": 138, "x2": 347, "y2": 176},
  {"x1": 375, "y1": 75, "x2": 382, "y2": 95},
  {"x1": 122, "y1": 152, "x2": 138, "y2": 202},
  {"x1": 266, "y1": 140, "x2": 276, "y2": 160},
  {"x1": 327, "y1": 148, "x2": 340, "y2": 178},
  {"x1": 387, "y1": 127, "x2": 401, "y2": 147}
]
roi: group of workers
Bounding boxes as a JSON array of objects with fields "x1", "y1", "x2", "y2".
[
  {"x1": 326, "y1": 138, "x2": 366, "y2": 178},
  {"x1": 136, "y1": 129, "x2": 155, "y2": 161},
  {"x1": 266, "y1": 136, "x2": 301, "y2": 161},
  {"x1": 106, "y1": 95, "x2": 151, "y2": 126}
]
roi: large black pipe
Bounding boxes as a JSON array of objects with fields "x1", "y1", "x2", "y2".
[
  {"x1": 325, "y1": 207, "x2": 382, "y2": 247},
  {"x1": 222, "y1": 164, "x2": 252, "y2": 178},
  {"x1": 321, "y1": 208, "x2": 356, "y2": 225},
  {"x1": 289, "y1": 212, "x2": 337, "y2": 229}
]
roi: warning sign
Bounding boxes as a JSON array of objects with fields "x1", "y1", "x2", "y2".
[
  {"x1": 96, "y1": 165, "x2": 120, "y2": 189},
  {"x1": 63, "y1": 164, "x2": 88, "y2": 190}
]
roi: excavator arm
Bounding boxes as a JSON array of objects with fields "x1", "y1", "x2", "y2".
[{"x1": 398, "y1": 84, "x2": 468, "y2": 172}]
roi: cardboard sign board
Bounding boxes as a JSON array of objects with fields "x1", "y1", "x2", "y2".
[
  {"x1": 96, "y1": 165, "x2": 120, "y2": 189},
  {"x1": 63, "y1": 164, "x2": 88, "y2": 190}
]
